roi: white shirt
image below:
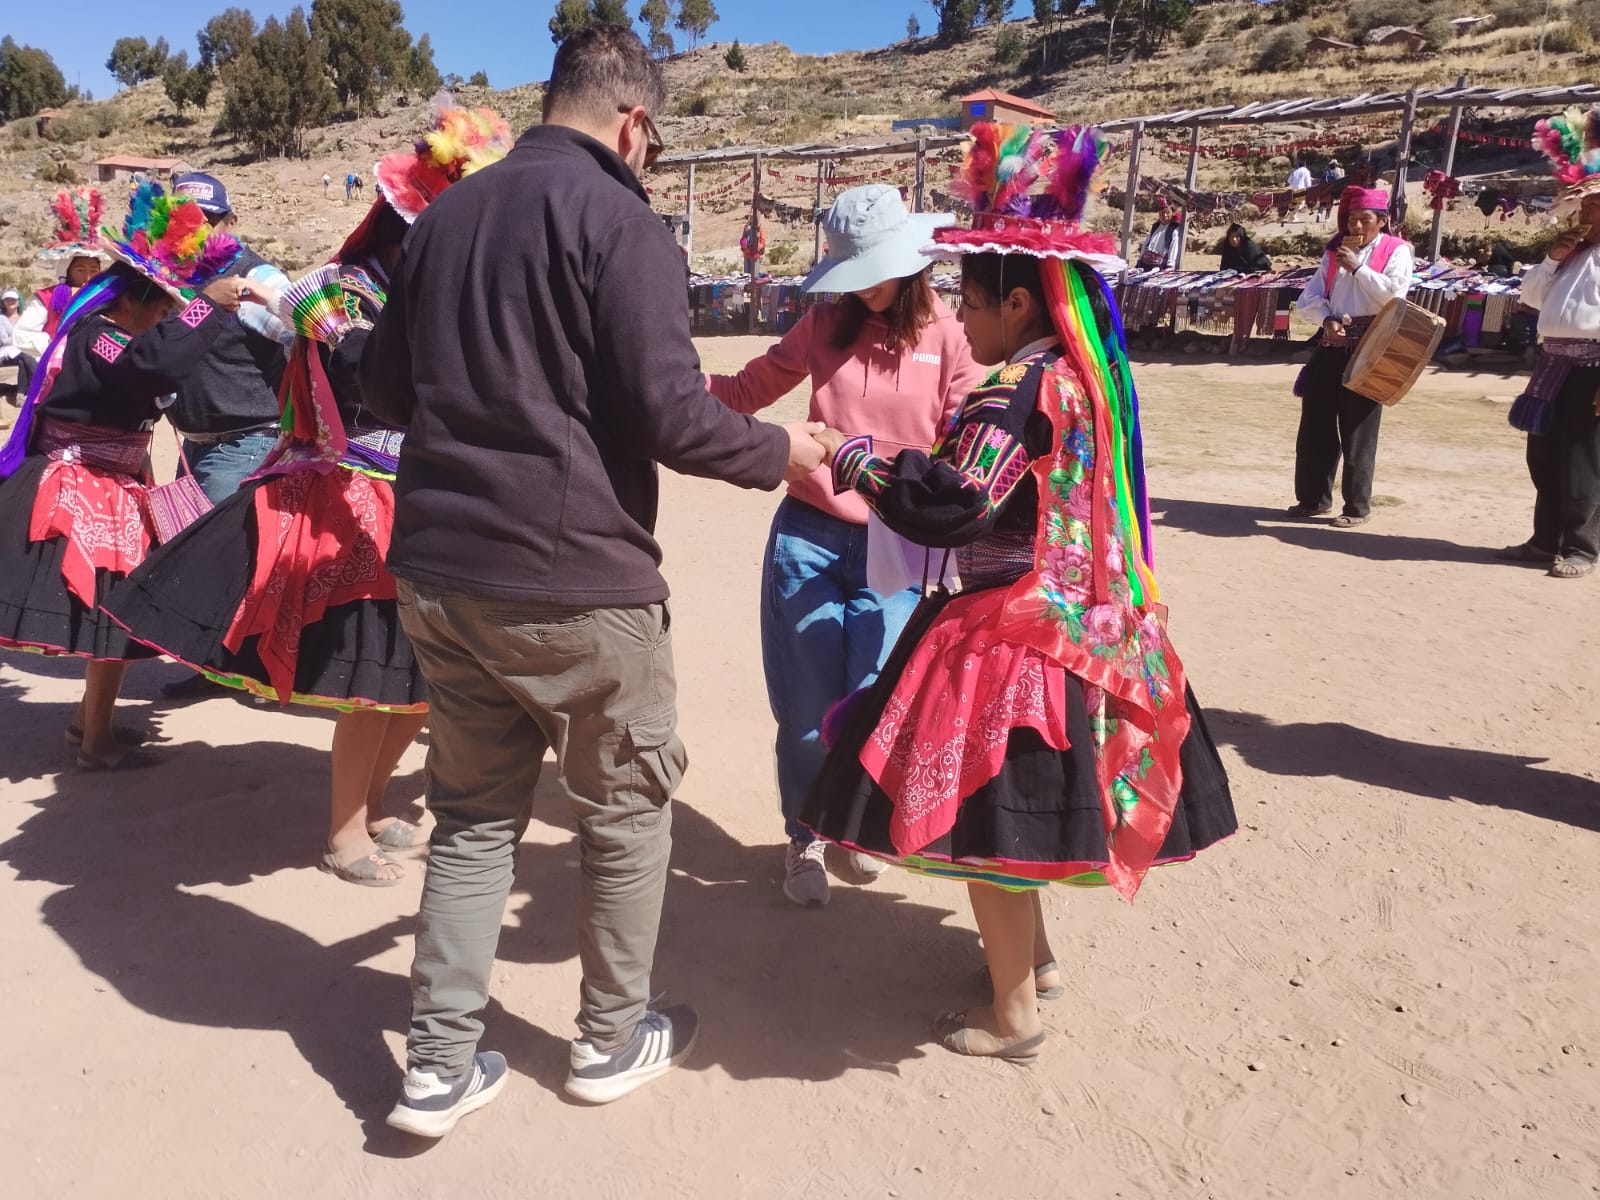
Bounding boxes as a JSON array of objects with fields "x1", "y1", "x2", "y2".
[
  {"x1": 1521, "y1": 245, "x2": 1600, "y2": 340},
  {"x1": 237, "y1": 260, "x2": 295, "y2": 348},
  {"x1": 1288, "y1": 166, "x2": 1314, "y2": 191},
  {"x1": 1295, "y1": 237, "x2": 1414, "y2": 326},
  {"x1": 11, "y1": 299, "x2": 49, "y2": 357}
]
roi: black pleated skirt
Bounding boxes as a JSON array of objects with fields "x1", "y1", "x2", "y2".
[
  {"x1": 0, "y1": 455, "x2": 157, "y2": 661},
  {"x1": 103, "y1": 474, "x2": 425, "y2": 712},
  {"x1": 800, "y1": 592, "x2": 1237, "y2": 890}
]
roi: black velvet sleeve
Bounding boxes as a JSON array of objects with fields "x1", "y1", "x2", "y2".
[
  {"x1": 832, "y1": 353, "x2": 1055, "y2": 548},
  {"x1": 323, "y1": 274, "x2": 382, "y2": 424}
]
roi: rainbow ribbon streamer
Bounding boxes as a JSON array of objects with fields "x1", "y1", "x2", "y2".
[
  {"x1": 1053, "y1": 260, "x2": 1158, "y2": 606},
  {"x1": 0, "y1": 271, "x2": 126, "y2": 479}
]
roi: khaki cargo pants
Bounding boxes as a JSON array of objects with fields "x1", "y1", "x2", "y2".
[{"x1": 396, "y1": 580, "x2": 688, "y2": 1074}]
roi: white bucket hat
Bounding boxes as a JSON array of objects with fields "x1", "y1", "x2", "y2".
[{"x1": 802, "y1": 185, "x2": 953, "y2": 294}]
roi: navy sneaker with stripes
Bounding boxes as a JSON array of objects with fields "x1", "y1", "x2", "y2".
[
  {"x1": 564, "y1": 1004, "x2": 699, "y2": 1104},
  {"x1": 386, "y1": 1050, "x2": 508, "y2": 1138}
]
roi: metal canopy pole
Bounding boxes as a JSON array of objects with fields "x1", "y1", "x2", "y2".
[
  {"x1": 1427, "y1": 75, "x2": 1467, "y2": 262},
  {"x1": 813, "y1": 160, "x2": 825, "y2": 267},
  {"x1": 913, "y1": 136, "x2": 928, "y2": 212},
  {"x1": 1119, "y1": 121, "x2": 1145, "y2": 267},
  {"x1": 1391, "y1": 89, "x2": 1419, "y2": 232},
  {"x1": 684, "y1": 162, "x2": 696, "y2": 260},
  {"x1": 748, "y1": 152, "x2": 762, "y2": 332},
  {"x1": 1175, "y1": 121, "x2": 1200, "y2": 272}
]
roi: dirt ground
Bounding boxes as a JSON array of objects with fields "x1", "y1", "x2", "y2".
[{"x1": 2, "y1": 339, "x2": 1598, "y2": 1199}]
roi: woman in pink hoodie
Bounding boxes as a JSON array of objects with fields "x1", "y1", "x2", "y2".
[{"x1": 710, "y1": 185, "x2": 982, "y2": 908}]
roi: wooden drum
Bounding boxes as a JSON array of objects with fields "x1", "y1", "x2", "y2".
[{"x1": 1342, "y1": 296, "x2": 1447, "y2": 406}]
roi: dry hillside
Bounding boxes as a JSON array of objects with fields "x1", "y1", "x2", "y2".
[{"x1": 0, "y1": 0, "x2": 1593, "y2": 283}]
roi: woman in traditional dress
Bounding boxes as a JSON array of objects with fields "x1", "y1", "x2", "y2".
[
  {"x1": 805, "y1": 124, "x2": 1237, "y2": 1063},
  {"x1": 0, "y1": 185, "x2": 250, "y2": 768},
  {"x1": 11, "y1": 188, "x2": 111, "y2": 359},
  {"x1": 1504, "y1": 108, "x2": 1600, "y2": 579},
  {"x1": 105, "y1": 103, "x2": 515, "y2": 884},
  {"x1": 707, "y1": 184, "x2": 982, "y2": 907},
  {"x1": 1286, "y1": 185, "x2": 1413, "y2": 528}
]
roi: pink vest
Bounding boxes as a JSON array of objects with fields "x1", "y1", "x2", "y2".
[{"x1": 1324, "y1": 234, "x2": 1405, "y2": 297}]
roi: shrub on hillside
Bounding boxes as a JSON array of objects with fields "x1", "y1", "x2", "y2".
[
  {"x1": 1351, "y1": 0, "x2": 1412, "y2": 39},
  {"x1": 994, "y1": 26, "x2": 1027, "y2": 65},
  {"x1": 1417, "y1": 15, "x2": 1454, "y2": 51},
  {"x1": 1255, "y1": 22, "x2": 1309, "y2": 70},
  {"x1": 1497, "y1": 0, "x2": 1544, "y2": 26},
  {"x1": 1181, "y1": 12, "x2": 1212, "y2": 47},
  {"x1": 1203, "y1": 40, "x2": 1239, "y2": 70},
  {"x1": 1540, "y1": 20, "x2": 1593, "y2": 53},
  {"x1": 675, "y1": 92, "x2": 711, "y2": 117},
  {"x1": 1235, "y1": 9, "x2": 1259, "y2": 31},
  {"x1": 41, "y1": 157, "x2": 80, "y2": 184},
  {"x1": 43, "y1": 105, "x2": 123, "y2": 144},
  {"x1": 1571, "y1": 0, "x2": 1600, "y2": 38}
]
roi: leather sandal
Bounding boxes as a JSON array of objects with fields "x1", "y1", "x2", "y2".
[
  {"x1": 319, "y1": 849, "x2": 405, "y2": 887},
  {"x1": 76, "y1": 745, "x2": 162, "y2": 772},
  {"x1": 65, "y1": 722, "x2": 149, "y2": 749},
  {"x1": 1497, "y1": 541, "x2": 1557, "y2": 564},
  {"x1": 974, "y1": 959, "x2": 1066, "y2": 1002},
  {"x1": 1550, "y1": 557, "x2": 1596, "y2": 579},
  {"x1": 1286, "y1": 502, "x2": 1332, "y2": 519},
  {"x1": 933, "y1": 1010, "x2": 1046, "y2": 1064},
  {"x1": 1332, "y1": 513, "x2": 1370, "y2": 528},
  {"x1": 369, "y1": 820, "x2": 422, "y2": 850}
]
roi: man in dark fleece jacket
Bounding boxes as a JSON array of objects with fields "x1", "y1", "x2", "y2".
[{"x1": 362, "y1": 26, "x2": 826, "y2": 1137}]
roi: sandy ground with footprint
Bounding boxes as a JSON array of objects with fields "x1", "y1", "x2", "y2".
[{"x1": 2, "y1": 337, "x2": 1598, "y2": 1199}]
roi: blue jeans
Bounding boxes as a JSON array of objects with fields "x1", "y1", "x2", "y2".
[
  {"x1": 183, "y1": 429, "x2": 279, "y2": 505},
  {"x1": 761, "y1": 498, "x2": 919, "y2": 842}
]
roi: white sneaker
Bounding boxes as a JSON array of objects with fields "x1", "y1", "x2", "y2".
[
  {"x1": 824, "y1": 841, "x2": 889, "y2": 885},
  {"x1": 564, "y1": 1005, "x2": 699, "y2": 1105},
  {"x1": 783, "y1": 838, "x2": 830, "y2": 907},
  {"x1": 385, "y1": 1050, "x2": 508, "y2": 1138}
]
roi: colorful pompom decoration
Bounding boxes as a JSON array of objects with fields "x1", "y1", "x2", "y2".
[
  {"x1": 100, "y1": 180, "x2": 242, "y2": 297},
  {"x1": 375, "y1": 94, "x2": 515, "y2": 223}
]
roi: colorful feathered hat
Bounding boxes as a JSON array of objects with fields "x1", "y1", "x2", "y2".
[
  {"x1": 337, "y1": 95, "x2": 514, "y2": 261},
  {"x1": 1534, "y1": 107, "x2": 1600, "y2": 217},
  {"x1": 40, "y1": 187, "x2": 107, "y2": 262},
  {"x1": 377, "y1": 94, "x2": 513, "y2": 222},
  {"x1": 100, "y1": 180, "x2": 243, "y2": 299},
  {"x1": 928, "y1": 123, "x2": 1123, "y2": 274}
]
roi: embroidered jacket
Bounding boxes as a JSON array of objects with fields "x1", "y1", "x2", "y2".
[
  {"x1": 832, "y1": 348, "x2": 1056, "y2": 548},
  {"x1": 39, "y1": 297, "x2": 227, "y2": 432}
]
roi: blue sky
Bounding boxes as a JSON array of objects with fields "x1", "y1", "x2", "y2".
[{"x1": 10, "y1": 1, "x2": 917, "y2": 98}]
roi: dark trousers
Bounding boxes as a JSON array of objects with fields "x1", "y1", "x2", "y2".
[
  {"x1": 1294, "y1": 345, "x2": 1384, "y2": 517},
  {"x1": 1526, "y1": 366, "x2": 1600, "y2": 563},
  {"x1": 3, "y1": 352, "x2": 36, "y2": 404}
]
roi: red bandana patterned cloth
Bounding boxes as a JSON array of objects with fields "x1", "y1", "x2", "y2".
[
  {"x1": 858, "y1": 358, "x2": 1190, "y2": 900},
  {"x1": 223, "y1": 467, "x2": 396, "y2": 703},
  {"x1": 27, "y1": 418, "x2": 155, "y2": 606}
]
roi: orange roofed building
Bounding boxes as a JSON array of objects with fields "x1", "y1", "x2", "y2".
[{"x1": 958, "y1": 89, "x2": 1058, "y2": 131}]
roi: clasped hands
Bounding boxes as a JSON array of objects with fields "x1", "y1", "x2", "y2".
[{"x1": 781, "y1": 422, "x2": 849, "y2": 482}]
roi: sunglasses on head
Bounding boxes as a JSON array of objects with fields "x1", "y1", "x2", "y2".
[{"x1": 619, "y1": 106, "x2": 665, "y2": 169}]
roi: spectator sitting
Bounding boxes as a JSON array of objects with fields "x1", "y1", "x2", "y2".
[{"x1": 1219, "y1": 224, "x2": 1273, "y2": 274}]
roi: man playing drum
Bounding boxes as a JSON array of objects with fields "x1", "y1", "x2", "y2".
[{"x1": 1287, "y1": 186, "x2": 1413, "y2": 528}]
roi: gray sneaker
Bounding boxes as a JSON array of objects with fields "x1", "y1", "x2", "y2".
[
  {"x1": 565, "y1": 1004, "x2": 699, "y2": 1105},
  {"x1": 385, "y1": 1050, "x2": 508, "y2": 1138},
  {"x1": 783, "y1": 838, "x2": 830, "y2": 907}
]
